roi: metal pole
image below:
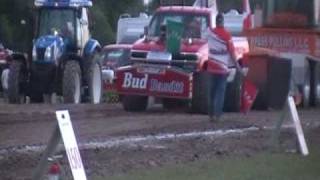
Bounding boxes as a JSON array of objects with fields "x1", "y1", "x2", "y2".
[{"x1": 32, "y1": 124, "x2": 61, "y2": 180}]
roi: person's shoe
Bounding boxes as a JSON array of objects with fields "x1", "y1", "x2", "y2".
[
  {"x1": 209, "y1": 116, "x2": 218, "y2": 123},
  {"x1": 211, "y1": 115, "x2": 223, "y2": 123}
]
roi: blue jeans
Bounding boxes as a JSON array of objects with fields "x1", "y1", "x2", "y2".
[{"x1": 208, "y1": 74, "x2": 228, "y2": 118}]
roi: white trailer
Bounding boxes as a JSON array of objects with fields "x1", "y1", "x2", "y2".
[{"x1": 116, "y1": 13, "x2": 151, "y2": 44}]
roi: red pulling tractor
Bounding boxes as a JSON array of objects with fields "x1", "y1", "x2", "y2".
[{"x1": 115, "y1": 3, "x2": 291, "y2": 113}]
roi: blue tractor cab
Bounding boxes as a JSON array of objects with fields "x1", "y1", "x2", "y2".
[
  {"x1": 34, "y1": 0, "x2": 92, "y2": 7},
  {"x1": 7, "y1": 0, "x2": 102, "y2": 104}
]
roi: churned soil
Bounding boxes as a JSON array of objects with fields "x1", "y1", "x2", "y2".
[{"x1": 0, "y1": 102, "x2": 319, "y2": 180}]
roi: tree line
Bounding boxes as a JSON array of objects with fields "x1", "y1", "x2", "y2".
[
  {"x1": 0, "y1": 0, "x2": 145, "y2": 52},
  {"x1": 0, "y1": 0, "x2": 263, "y2": 52}
]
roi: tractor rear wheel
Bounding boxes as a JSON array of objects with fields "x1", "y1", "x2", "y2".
[
  {"x1": 8, "y1": 61, "x2": 26, "y2": 104},
  {"x1": 63, "y1": 61, "x2": 81, "y2": 104},
  {"x1": 86, "y1": 54, "x2": 102, "y2": 104},
  {"x1": 162, "y1": 98, "x2": 188, "y2": 110},
  {"x1": 29, "y1": 92, "x2": 44, "y2": 103},
  {"x1": 224, "y1": 71, "x2": 243, "y2": 112},
  {"x1": 301, "y1": 65, "x2": 311, "y2": 107},
  {"x1": 28, "y1": 72, "x2": 44, "y2": 103},
  {"x1": 191, "y1": 72, "x2": 213, "y2": 114},
  {"x1": 311, "y1": 62, "x2": 320, "y2": 107},
  {"x1": 122, "y1": 95, "x2": 148, "y2": 112}
]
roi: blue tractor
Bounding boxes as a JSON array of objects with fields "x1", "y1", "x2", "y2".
[{"x1": 7, "y1": 0, "x2": 102, "y2": 103}]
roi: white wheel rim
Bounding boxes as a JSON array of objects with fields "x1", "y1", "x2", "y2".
[
  {"x1": 302, "y1": 67, "x2": 311, "y2": 106},
  {"x1": 303, "y1": 83, "x2": 310, "y2": 104},
  {"x1": 316, "y1": 80, "x2": 320, "y2": 104},
  {"x1": 74, "y1": 73, "x2": 81, "y2": 104},
  {"x1": 1, "y1": 68, "x2": 9, "y2": 90},
  {"x1": 92, "y1": 63, "x2": 102, "y2": 104}
]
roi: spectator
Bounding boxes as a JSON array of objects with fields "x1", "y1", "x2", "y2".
[
  {"x1": 1, "y1": 65, "x2": 9, "y2": 102},
  {"x1": 207, "y1": 13, "x2": 242, "y2": 122}
]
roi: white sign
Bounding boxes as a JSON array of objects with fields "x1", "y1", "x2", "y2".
[
  {"x1": 287, "y1": 97, "x2": 309, "y2": 156},
  {"x1": 150, "y1": 79, "x2": 184, "y2": 93},
  {"x1": 122, "y1": 72, "x2": 148, "y2": 89},
  {"x1": 249, "y1": 35, "x2": 310, "y2": 53},
  {"x1": 56, "y1": 111, "x2": 87, "y2": 180}
]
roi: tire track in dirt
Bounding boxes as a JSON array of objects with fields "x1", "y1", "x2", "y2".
[{"x1": 0, "y1": 103, "x2": 319, "y2": 151}]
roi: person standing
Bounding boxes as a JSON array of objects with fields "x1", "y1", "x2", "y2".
[
  {"x1": 207, "y1": 13, "x2": 242, "y2": 122},
  {"x1": 1, "y1": 65, "x2": 9, "y2": 102}
]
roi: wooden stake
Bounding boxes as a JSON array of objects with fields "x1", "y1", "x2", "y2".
[{"x1": 287, "y1": 96, "x2": 309, "y2": 156}]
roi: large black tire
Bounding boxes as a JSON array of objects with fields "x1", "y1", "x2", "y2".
[
  {"x1": 28, "y1": 64, "x2": 56, "y2": 103},
  {"x1": 162, "y1": 98, "x2": 188, "y2": 110},
  {"x1": 300, "y1": 63, "x2": 311, "y2": 107},
  {"x1": 311, "y1": 62, "x2": 320, "y2": 107},
  {"x1": 85, "y1": 54, "x2": 102, "y2": 104},
  {"x1": 191, "y1": 72, "x2": 213, "y2": 114},
  {"x1": 63, "y1": 61, "x2": 82, "y2": 104},
  {"x1": 252, "y1": 56, "x2": 291, "y2": 110},
  {"x1": 29, "y1": 92, "x2": 44, "y2": 103},
  {"x1": 223, "y1": 71, "x2": 243, "y2": 112},
  {"x1": 28, "y1": 70, "x2": 43, "y2": 103},
  {"x1": 122, "y1": 95, "x2": 148, "y2": 112},
  {"x1": 8, "y1": 61, "x2": 26, "y2": 104}
]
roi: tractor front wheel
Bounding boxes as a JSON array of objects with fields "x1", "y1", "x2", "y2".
[
  {"x1": 8, "y1": 61, "x2": 26, "y2": 103},
  {"x1": 301, "y1": 67, "x2": 311, "y2": 107},
  {"x1": 63, "y1": 61, "x2": 81, "y2": 104},
  {"x1": 223, "y1": 71, "x2": 243, "y2": 112},
  {"x1": 122, "y1": 95, "x2": 148, "y2": 112},
  {"x1": 311, "y1": 62, "x2": 320, "y2": 107},
  {"x1": 191, "y1": 72, "x2": 213, "y2": 114},
  {"x1": 162, "y1": 98, "x2": 188, "y2": 110}
]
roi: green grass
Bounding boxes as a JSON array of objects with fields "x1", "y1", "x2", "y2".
[{"x1": 95, "y1": 145, "x2": 320, "y2": 180}]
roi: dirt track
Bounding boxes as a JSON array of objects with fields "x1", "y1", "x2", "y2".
[{"x1": 0, "y1": 103, "x2": 319, "y2": 179}]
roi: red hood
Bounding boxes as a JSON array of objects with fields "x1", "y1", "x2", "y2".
[{"x1": 132, "y1": 38, "x2": 208, "y2": 53}]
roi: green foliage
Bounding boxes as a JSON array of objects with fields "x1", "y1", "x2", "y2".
[
  {"x1": 0, "y1": 15, "x2": 13, "y2": 46},
  {"x1": 91, "y1": 0, "x2": 144, "y2": 45},
  {"x1": 91, "y1": 5, "x2": 114, "y2": 45},
  {"x1": 0, "y1": 0, "x2": 266, "y2": 51},
  {"x1": 0, "y1": 0, "x2": 143, "y2": 51},
  {"x1": 0, "y1": 0, "x2": 32, "y2": 51},
  {"x1": 103, "y1": 91, "x2": 119, "y2": 103}
]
